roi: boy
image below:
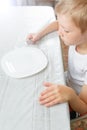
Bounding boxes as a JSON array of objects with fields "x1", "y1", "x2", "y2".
[{"x1": 27, "y1": 0, "x2": 87, "y2": 119}]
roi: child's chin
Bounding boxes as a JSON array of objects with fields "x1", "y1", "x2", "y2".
[
  {"x1": 61, "y1": 38, "x2": 73, "y2": 45},
  {"x1": 61, "y1": 39, "x2": 70, "y2": 46},
  {"x1": 63, "y1": 41, "x2": 70, "y2": 46},
  {"x1": 64, "y1": 40, "x2": 75, "y2": 46}
]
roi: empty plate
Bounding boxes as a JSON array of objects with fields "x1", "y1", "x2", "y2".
[{"x1": 1, "y1": 47, "x2": 48, "y2": 78}]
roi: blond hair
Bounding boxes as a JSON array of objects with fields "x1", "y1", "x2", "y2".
[{"x1": 55, "y1": 0, "x2": 87, "y2": 33}]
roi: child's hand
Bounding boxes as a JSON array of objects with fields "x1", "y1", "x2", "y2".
[
  {"x1": 39, "y1": 82, "x2": 75, "y2": 107},
  {"x1": 26, "y1": 33, "x2": 41, "y2": 44}
]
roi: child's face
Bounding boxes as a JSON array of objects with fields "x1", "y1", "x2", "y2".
[{"x1": 57, "y1": 14, "x2": 86, "y2": 46}]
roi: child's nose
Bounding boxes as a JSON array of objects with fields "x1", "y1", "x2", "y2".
[{"x1": 58, "y1": 30, "x2": 64, "y2": 37}]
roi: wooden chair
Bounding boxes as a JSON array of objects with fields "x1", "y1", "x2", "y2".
[{"x1": 70, "y1": 114, "x2": 87, "y2": 130}]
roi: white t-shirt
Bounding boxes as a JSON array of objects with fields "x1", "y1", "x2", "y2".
[{"x1": 66, "y1": 46, "x2": 87, "y2": 94}]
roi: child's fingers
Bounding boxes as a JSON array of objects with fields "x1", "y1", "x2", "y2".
[
  {"x1": 26, "y1": 34, "x2": 33, "y2": 41},
  {"x1": 40, "y1": 87, "x2": 53, "y2": 96},
  {"x1": 41, "y1": 82, "x2": 58, "y2": 96},
  {"x1": 39, "y1": 95, "x2": 56, "y2": 105},
  {"x1": 28, "y1": 34, "x2": 33, "y2": 39},
  {"x1": 39, "y1": 91, "x2": 55, "y2": 100},
  {"x1": 45, "y1": 98, "x2": 59, "y2": 107},
  {"x1": 43, "y1": 82, "x2": 53, "y2": 87}
]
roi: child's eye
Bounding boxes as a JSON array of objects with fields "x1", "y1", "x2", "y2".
[{"x1": 64, "y1": 30, "x2": 70, "y2": 33}]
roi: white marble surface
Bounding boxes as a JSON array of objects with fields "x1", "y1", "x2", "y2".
[{"x1": 0, "y1": 6, "x2": 70, "y2": 130}]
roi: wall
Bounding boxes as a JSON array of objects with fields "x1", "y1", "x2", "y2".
[{"x1": 14, "y1": 0, "x2": 58, "y2": 6}]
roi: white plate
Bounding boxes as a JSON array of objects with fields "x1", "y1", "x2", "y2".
[{"x1": 1, "y1": 47, "x2": 48, "y2": 78}]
